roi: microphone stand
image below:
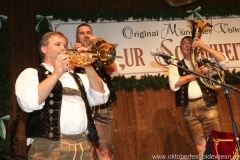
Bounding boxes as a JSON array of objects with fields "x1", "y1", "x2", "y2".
[{"x1": 166, "y1": 58, "x2": 240, "y2": 151}]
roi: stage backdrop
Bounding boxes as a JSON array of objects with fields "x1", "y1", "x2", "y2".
[{"x1": 51, "y1": 16, "x2": 240, "y2": 77}]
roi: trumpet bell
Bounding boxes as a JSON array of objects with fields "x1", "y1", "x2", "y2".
[
  {"x1": 188, "y1": 20, "x2": 211, "y2": 39},
  {"x1": 92, "y1": 38, "x2": 107, "y2": 49},
  {"x1": 97, "y1": 43, "x2": 116, "y2": 66}
]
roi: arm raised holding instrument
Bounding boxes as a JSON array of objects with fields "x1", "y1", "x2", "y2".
[
  {"x1": 74, "y1": 23, "x2": 121, "y2": 160},
  {"x1": 15, "y1": 31, "x2": 110, "y2": 159},
  {"x1": 168, "y1": 35, "x2": 229, "y2": 159},
  {"x1": 192, "y1": 38, "x2": 226, "y2": 62}
]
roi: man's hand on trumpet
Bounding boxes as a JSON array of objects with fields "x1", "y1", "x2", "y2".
[
  {"x1": 74, "y1": 36, "x2": 96, "y2": 51},
  {"x1": 75, "y1": 45, "x2": 89, "y2": 52},
  {"x1": 54, "y1": 53, "x2": 71, "y2": 75}
]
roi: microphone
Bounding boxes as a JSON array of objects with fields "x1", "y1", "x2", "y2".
[
  {"x1": 197, "y1": 57, "x2": 216, "y2": 65},
  {"x1": 151, "y1": 49, "x2": 179, "y2": 60}
]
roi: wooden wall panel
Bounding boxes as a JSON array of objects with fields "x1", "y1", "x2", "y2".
[
  {"x1": 113, "y1": 130, "x2": 138, "y2": 160},
  {"x1": 218, "y1": 85, "x2": 240, "y2": 126},
  {"x1": 112, "y1": 87, "x2": 240, "y2": 159}
]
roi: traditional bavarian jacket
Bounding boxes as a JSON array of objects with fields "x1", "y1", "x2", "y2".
[
  {"x1": 25, "y1": 65, "x2": 62, "y2": 141},
  {"x1": 173, "y1": 60, "x2": 218, "y2": 107},
  {"x1": 15, "y1": 64, "x2": 110, "y2": 145}
]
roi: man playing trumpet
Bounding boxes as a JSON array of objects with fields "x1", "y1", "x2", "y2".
[
  {"x1": 15, "y1": 31, "x2": 110, "y2": 159},
  {"x1": 75, "y1": 23, "x2": 121, "y2": 160}
]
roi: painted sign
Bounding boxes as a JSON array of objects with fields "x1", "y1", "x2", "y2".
[{"x1": 51, "y1": 17, "x2": 240, "y2": 77}]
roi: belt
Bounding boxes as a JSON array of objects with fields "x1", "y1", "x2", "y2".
[
  {"x1": 92, "y1": 103, "x2": 109, "y2": 111},
  {"x1": 189, "y1": 97, "x2": 203, "y2": 102},
  {"x1": 92, "y1": 103, "x2": 112, "y2": 115},
  {"x1": 60, "y1": 131, "x2": 88, "y2": 139}
]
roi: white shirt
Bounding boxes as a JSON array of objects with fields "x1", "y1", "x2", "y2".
[
  {"x1": 15, "y1": 63, "x2": 110, "y2": 145},
  {"x1": 168, "y1": 54, "x2": 229, "y2": 99},
  {"x1": 107, "y1": 60, "x2": 122, "y2": 76}
]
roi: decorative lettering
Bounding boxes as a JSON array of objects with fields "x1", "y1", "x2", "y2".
[
  {"x1": 123, "y1": 48, "x2": 145, "y2": 67},
  {"x1": 214, "y1": 23, "x2": 240, "y2": 34},
  {"x1": 122, "y1": 24, "x2": 193, "y2": 39},
  {"x1": 161, "y1": 23, "x2": 180, "y2": 39},
  {"x1": 122, "y1": 26, "x2": 133, "y2": 39}
]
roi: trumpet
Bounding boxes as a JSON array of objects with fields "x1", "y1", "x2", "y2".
[{"x1": 61, "y1": 38, "x2": 116, "y2": 67}]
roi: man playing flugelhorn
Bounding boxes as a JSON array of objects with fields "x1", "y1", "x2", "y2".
[
  {"x1": 15, "y1": 31, "x2": 110, "y2": 159},
  {"x1": 75, "y1": 23, "x2": 121, "y2": 160}
]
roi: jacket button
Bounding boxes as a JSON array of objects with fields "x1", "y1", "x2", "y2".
[
  {"x1": 49, "y1": 133, "x2": 53, "y2": 138},
  {"x1": 49, "y1": 93, "x2": 54, "y2": 97},
  {"x1": 49, "y1": 109, "x2": 53, "y2": 114},
  {"x1": 49, "y1": 100, "x2": 54, "y2": 105}
]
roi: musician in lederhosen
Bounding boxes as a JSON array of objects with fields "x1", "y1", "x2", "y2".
[
  {"x1": 15, "y1": 31, "x2": 110, "y2": 159},
  {"x1": 168, "y1": 36, "x2": 229, "y2": 159},
  {"x1": 74, "y1": 23, "x2": 121, "y2": 160}
]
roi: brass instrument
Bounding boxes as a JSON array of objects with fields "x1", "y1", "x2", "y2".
[
  {"x1": 62, "y1": 38, "x2": 116, "y2": 67},
  {"x1": 188, "y1": 20, "x2": 225, "y2": 90}
]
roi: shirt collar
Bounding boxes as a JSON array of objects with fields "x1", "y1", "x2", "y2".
[
  {"x1": 41, "y1": 63, "x2": 54, "y2": 73},
  {"x1": 41, "y1": 63, "x2": 74, "y2": 74}
]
